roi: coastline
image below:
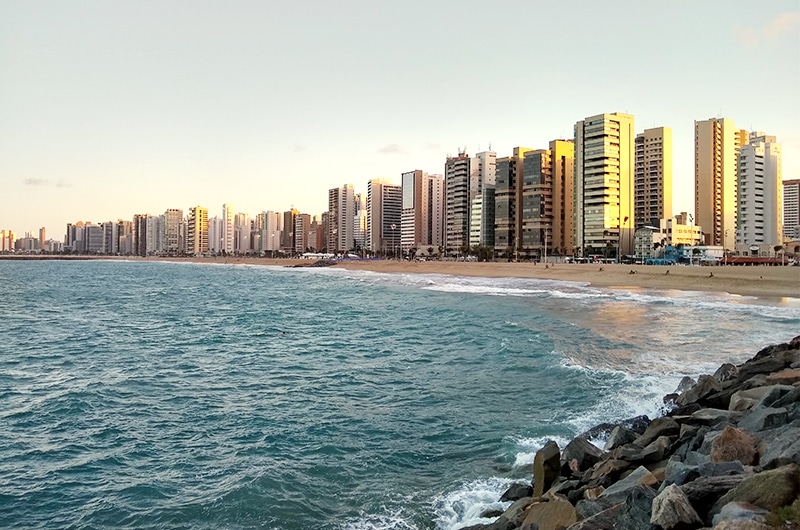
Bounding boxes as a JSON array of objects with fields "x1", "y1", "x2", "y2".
[{"x1": 4, "y1": 255, "x2": 798, "y2": 299}]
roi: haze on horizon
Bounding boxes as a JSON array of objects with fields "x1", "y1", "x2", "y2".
[{"x1": 1, "y1": 0, "x2": 798, "y2": 238}]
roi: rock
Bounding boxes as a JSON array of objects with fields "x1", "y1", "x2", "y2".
[
  {"x1": 519, "y1": 493, "x2": 577, "y2": 530},
  {"x1": 488, "y1": 497, "x2": 535, "y2": 530},
  {"x1": 766, "y1": 368, "x2": 800, "y2": 385},
  {"x1": 689, "y1": 407, "x2": 743, "y2": 427},
  {"x1": 711, "y1": 463, "x2": 800, "y2": 516},
  {"x1": 597, "y1": 466, "x2": 659, "y2": 507},
  {"x1": 714, "y1": 363, "x2": 739, "y2": 382},
  {"x1": 533, "y1": 440, "x2": 560, "y2": 497},
  {"x1": 751, "y1": 342, "x2": 789, "y2": 361},
  {"x1": 635, "y1": 417, "x2": 680, "y2": 447},
  {"x1": 679, "y1": 475, "x2": 747, "y2": 521},
  {"x1": 758, "y1": 420, "x2": 800, "y2": 468},
  {"x1": 677, "y1": 375, "x2": 722, "y2": 407},
  {"x1": 613, "y1": 485, "x2": 657, "y2": 530},
  {"x1": 587, "y1": 458, "x2": 629, "y2": 487},
  {"x1": 638, "y1": 435, "x2": 673, "y2": 463},
  {"x1": 561, "y1": 436, "x2": 604, "y2": 475},
  {"x1": 711, "y1": 501, "x2": 769, "y2": 526},
  {"x1": 755, "y1": 384, "x2": 799, "y2": 409},
  {"x1": 661, "y1": 459, "x2": 700, "y2": 489},
  {"x1": 579, "y1": 415, "x2": 650, "y2": 442},
  {"x1": 565, "y1": 503, "x2": 623, "y2": 530},
  {"x1": 594, "y1": 427, "x2": 627, "y2": 455},
  {"x1": 583, "y1": 486, "x2": 604, "y2": 500},
  {"x1": 712, "y1": 520, "x2": 772, "y2": 529},
  {"x1": 651, "y1": 484, "x2": 703, "y2": 529},
  {"x1": 790, "y1": 335, "x2": 800, "y2": 349},
  {"x1": 574, "y1": 499, "x2": 606, "y2": 520},
  {"x1": 499, "y1": 482, "x2": 533, "y2": 502},
  {"x1": 698, "y1": 460, "x2": 746, "y2": 477},
  {"x1": 710, "y1": 425, "x2": 759, "y2": 465},
  {"x1": 676, "y1": 376, "x2": 696, "y2": 393},
  {"x1": 736, "y1": 351, "x2": 791, "y2": 383},
  {"x1": 729, "y1": 387, "x2": 778, "y2": 412},
  {"x1": 737, "y1": 406, "x2": 787, "y2": 433}
]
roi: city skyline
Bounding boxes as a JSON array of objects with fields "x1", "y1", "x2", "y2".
[{"x1": 2, "y1": 1, "x2": 799, "y2": 237}]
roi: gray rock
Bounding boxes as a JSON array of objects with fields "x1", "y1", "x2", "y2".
[
  {"x1": 714, "y1": 363, "x2": 739, "y2": 382},
  {"x1": 679, "y1": 474, "x2": 747, "y2": 522},
  {"x1": 729, "y1": 387, "x2": 777, "y2": 412},
  {"x1": 677, "y1": 375, "x2": 722, "y2": 407},
  {"x1": 638, "y1": 435, "x2": 673, "y2": 463},
  {"x1": 676, "y1": 376, "x2": 697, "y2": 393},
  {"x1": 755, "y1": 384, "x2": 799, "y2": 409},
  {"x1": 604, "y1": 425, "x2": 638, "y2": 451},
  {"x1": 566, "y1": 503, "x2": 623, "y2": 530},
  {"x1": 684, "y1": 450, "x2": 712, "y2": 466},
  {"x1": 711, "y1": 501, "x2": 769, "y2": 526},
  {"x1": 661, "y1": 459, "x2": 699, "y2": 489},
  {"x1": 737, "y1": 406, "x2": 788, "y2": 432},
  {"x1": 533, "y1": 440, "x2": 560, "y2": 497},
  {"x1": 561, "y1": 436, "x2": 604, "y2": 475},
  {"x1": 574, "y1": 499, "x2": 605, "y2": 520},
  {"x1": 758, "y1": 419, "x2": 800, "y2": 468},
  {"x1": 597, "y1": 466, "x2": 658, "y2": 507},
  {"x1": 613, "y1": 485, "x2": 657, "y2": 530},
  {"x1": 689, "y1": 408, "x2": 744, "y2": 427},
  {"x1": 499, "y1": 482, "x2": 533, "y2": 502},
  {"x1": 635, "y1": 417, "x2": 680, "y2": 447},
  {"x1": 711, "y1": 519, "x2": 772, "y2": 529},
  {"x1": 711, "y1": 463, "x2": 800, "y2": 516},
  {"x1": 698, "y1": 460, "x2": 746, "y2": 477},
  {"x1": 489, "y1": 497, "x2": 535, "y2": 530},
  {"x1": 651, "y1": 484, "x2": 703, "y2": 529}
]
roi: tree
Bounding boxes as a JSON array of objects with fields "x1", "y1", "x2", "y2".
[{"x1": 774, "y1": 245, "x2": 783, "y2": 258}]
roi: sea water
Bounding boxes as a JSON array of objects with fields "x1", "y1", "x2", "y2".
[{"x1": 1, "y1": 260, "x2": 798, "y2": 529}]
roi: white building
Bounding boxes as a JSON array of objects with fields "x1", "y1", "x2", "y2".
[
  {"x1": 222, "y1": 203, "x2": 235, "y2": 254},
  {"x1": 328, "y1": 184, "x2": 356, "y2": 254},
  {"x1": 737, "y1": 133, "x2": 782, "y2": 247}
]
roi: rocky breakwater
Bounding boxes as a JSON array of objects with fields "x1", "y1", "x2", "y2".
[{"x1": 464, "y1": 336, "x2": 800, "y2": 530}]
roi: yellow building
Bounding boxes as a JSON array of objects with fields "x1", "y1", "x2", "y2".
[
  {"x1": 574, "y1": 112, "x2": 635, "y2": 257},
  {"x1": 186, "y1": 206, "x2": 208, "y2": 255},
  {"x1": 551, "y1": 139, "x2": 575, "y2": 254},
  {"x1": 635, "y1": 127, "x2": 672, "y2": 228},
  {"x1": 694, "y1": 118, "x2": 747, "y2": 248}
]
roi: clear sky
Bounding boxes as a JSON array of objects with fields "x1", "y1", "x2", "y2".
[{"x1": 1, "y1": 0, "x2": 798, "y2": 238}]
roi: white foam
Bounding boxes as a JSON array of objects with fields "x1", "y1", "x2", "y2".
[
  {"x1": 341, "y1": 510, "x2": 419, "y2": 530},
  {"x1": 431, "y1": 477, "x2": 516, "y2": 530},
  {"x1": 510, "y1": 435, "x2": 573, "y2": 468}
]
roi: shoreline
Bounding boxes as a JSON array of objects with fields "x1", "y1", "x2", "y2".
[{"x1": 3, "y1": 255, "x2": 798, "y2": 299}]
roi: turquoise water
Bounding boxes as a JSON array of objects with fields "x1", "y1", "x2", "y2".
[{"x1": 1, "y1": 260, "x2": 798, "y2": 529}]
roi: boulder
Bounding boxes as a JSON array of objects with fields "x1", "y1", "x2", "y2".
[
  {"x1": 676, "y1": 376, "x2": 697, "y2": 393},
  {"x1": 758, "y1": 420, "x2": 800, "y2": 468},
  {"x1": 736, "y1": 351, "x2": 791, "y2": 383},
  {"x1": 635, "y1": 417, "x2": 680, "y2": 447},
  {"x1": 613, "y1": 485, "x2": 657, "y2": 530},
  {"x1": 638, "y1": 435, "x2": 673, "y2": 463},
  {"x1": 755, "y1": 384, "x2": 799, "y2": 409},
  {"x1": 651, "y1": 484, "x2": 703, "y2": 529},
  {"x1": 564, "y1": 503, "x2": 623, "y2": 530},
  {"x1": 519, "y1": 493, "x2": 577, "y2": 530},
  {"x1": 604, "y1": 425, "x2": 638, "y2": 451},
  {"x1": 587, "y1": 458, "x2": 629, "y2": 487},
  {"x1": 711, "y1": 463, "x2": 800, "y2": 516},
  {"x1": 712, "y1": 520, "x2": 772, "y2": 529},
  {"x1": 737, "y1": 406, "x2": 787, "y2": 433},
  {"x1": 679, "y1": 475, "x2": 747, "y2": 521},
  {"x1": 766, "y1": 368, "x2": 800, "y2": 385},
  {"x1": 729, "y1": 387, "x2": 778, "y2": 412},
  {"x1": 596, "y1": 466, "x2": 659, "y2": 507},
  {"x1": 499, "y1": 482, "x2": 533, "y2": 502},
  {"x1": 689, "y1": 408, "x2": 743, "y2": 427},
  {"x1": 677, "y1": 375, "x2": 722, "y2": 407},
  {"x1": 486, "y1": 497, "x2": 535, "y2": 530},
  {"x1": 711, "y1": 501, "x2": 769, "y2": 527},
  {"x1": 579, "y1": 415, "x2": 650, "y2": 442},
  {"x1": 533, "y1": 440, "x2": 561, "y2": 497},
  {"x1": 710, "y1": 425, "x2": 759, "y2": 465},
  {"x1": 714, "y1": 363, "x2": 739, "y2": 382},
  {"x1": 561, "y1": 436, "x2": 604, "y2": 475},
  {"x1": 661, "y1": 459, "x2": 700, "y2": 489}
]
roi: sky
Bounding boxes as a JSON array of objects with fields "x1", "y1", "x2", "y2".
[{"x1": 1, "y1": 0, "x2": 799, "y2": 238}]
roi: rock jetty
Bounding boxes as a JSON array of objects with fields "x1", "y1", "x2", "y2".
[{"x1": 463, "y1": 336, "x2": 800, "y2": 530}]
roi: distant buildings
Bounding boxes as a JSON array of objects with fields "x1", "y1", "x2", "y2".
[
  {"x1": 574, "y1": 112, "x2": 635, "y2": 257},
  {"x1": 635, "y1": 127, "x2": 672, "y2": 228},
  {"x1": 187, "y1": 206, "x2": 208, "y2": 255},
  {"x1": 694, "y1": 118, "x2": 747, "y2": 248},
  {"x1": 366, "y1": 178, "x2": 401, "y2": 255},
  {"x1": 328, "y1": 184, "x2": 356, "y2": 254},
  {"x1": 737, "y1": 133, "x2": 782, "y2": 247},
  {"x1": 784, "y1": 179, "x2": 800, "y2": 241}
]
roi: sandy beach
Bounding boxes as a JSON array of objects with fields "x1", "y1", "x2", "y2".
[
  {"x1": 147, "y1": 256, "x2": 799, "y2": 299},
  {"x1": 4, "y1": 255, "x2": 797, "y2": 298}
]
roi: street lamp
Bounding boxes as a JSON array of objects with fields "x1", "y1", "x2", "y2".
[{"x1": 390, "y1": 223, "x2": 397, "y2": 260}]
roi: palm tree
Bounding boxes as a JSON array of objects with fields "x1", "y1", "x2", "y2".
[{"x1": 774, "y1": 245, "x2": 783, "y2": 259}]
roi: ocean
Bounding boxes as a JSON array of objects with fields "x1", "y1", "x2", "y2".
[{"x1": 1, "y1": 260, "x2": 798, "y2": 529}]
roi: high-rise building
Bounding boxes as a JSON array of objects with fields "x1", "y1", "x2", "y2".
[
  {"x1": 695, "y1": 117, "x2": 747, "y2": 248},
  {"x1": 257, "y1": 211, "x2": 281, "y2": 254},
  {"x1": 187, "y1": 206, "x2": 208, "y2": 255},
  {"x1": 784, "y1": 179, "x2": 800, "y2": 241},
  {"x1": 401, "y1": 170, "x2": 444, "y2": 251},
  {"x1": 550, "y1": 140, "x2": 575, "y2": 254},
  {"x1": 207, "y1": 217, "x2": 222, "y2": 253},
  {"x1": 366, "y1": 178, "x2": 401, "y2": 255},
  {"x1": 282, "y1": 209, "x2": 298, "y2": 252},
  {"x1": 574, "y1": 112, "x2": 635, "y2": 257},
  {"x1": 354, "y1": 194, "x2": 367, "y2": 253},
  {"x1": 146, "y1": 214, "x2": 164, "y2": 255},
  {"x1": 294, "y1": 213, "x2": 311, "y2": 253},
  {"x1": 164, "y1": 208, "x2": 183, "y2": 255},
  {"x1": 737, "y1": 133, "x2": 782, "y2": 247},
  {"x1": 495, "y1": 147, "x2": 532, "y2": 255},
  {"x1": 444, "y1": 150, "x2": 496, "y2": 251},
  {"x1": 328, "y1": 184, "x2": 356, "y2": 254},
  {"x1": 133, "y1": 214, "x2": 148, "y2": 256},
  {"x1": 521, "y1": 149, "x2": 551, "y2": 257},
  {"x1": 469, "y1": 187, "x2": 495, "y2": 247},
  {"x1": 222, "y1": 203, "x2": 235, "y2": 254},
  {"x1": 234, "y1": 213, "x2": 251, "y2": 254},
  {"x1": 1, "y1": 230, "x2": 16, "y2": 252},
  {"x1": 635, "y1": 127, "x2": 673, "y2": 228}
]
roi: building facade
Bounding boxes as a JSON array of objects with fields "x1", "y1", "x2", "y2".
[
  {"x1": 366, "y1": 178, "x2": 401, "y2": 255},
  {"x1": 574, "y1": 112, "x2": 635, "y2": 257},
  {"x1": 328, "y1": 184, "x2": 356, "y2": 254},
  {"x1": 635, "y1": 127, "x2": 673, "y2": 228},
  {"x1": 784, "y1": 179, "x2": 800, "y2": 241},
  {"x1": 695, "y1": 117, "x2": 747, "y2": 248},
  {"x1": 186, "y1": 206, "x2": 208, "y2": 255},
  {"x1": 737, "y1": 133, "x2": 782, "y2": 247}
]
